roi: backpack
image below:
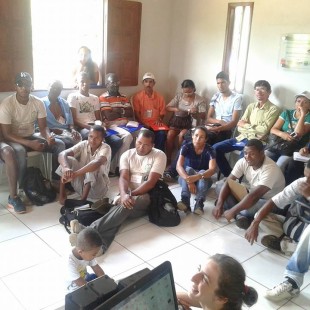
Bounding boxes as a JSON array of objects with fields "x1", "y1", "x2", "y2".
[
  {"x1": 282, "y1": 196, "x2": 310, "y2": 242},
  {"x1": 23, "y1": 167, "x2": 56, "y2": 206},
  {"x1": 148, "y1": 180, "x2": 181, "y2": 227},
  {"x1": 59, "y1": 199, "x2": 112, "y2": 233}
]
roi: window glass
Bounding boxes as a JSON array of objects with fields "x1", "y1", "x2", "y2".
[
  {"x1": 31, "y1": 0, "x2": 103, "y2": 89},
  {"x1": 223, "y1": 3, "x2": 253, "y2": 93}
]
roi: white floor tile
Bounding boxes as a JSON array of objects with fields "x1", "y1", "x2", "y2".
[
  {"x1": 2, "y1": 258, "x2": 66, "y2": 310},
  {"x1": 1, "y1": 178, "x2": 309, "y2": 310},
  {"x1": 278, "y1": 301, "x2": 307, "y2": 309},
  {"x1": 35, "y1": 224, "x2": 71, "y2": 257},
  {"x1": 292, "y1": 282, "x2": 310, "y2": 309},
  {"x1": 115, "y1": 223, "x2": 185, "y2": 261},
  {"x1": 113, "y1": 263, "x2": 153, "y2": 282},
  {"x1": 243, "y1": 250, "x2": 289, "y2": 288},
  {"x1": 96, "y1": 241, "x2": 144, "y2": 278},
  {"x1": 190, "y1": 227, "x2": 264, "y2": 262},
  {"x1": 163, "y1": 213, "x2": 220, "y2": 242},
  {"x1": 0, "y1": 280, "x2": 24, "y2": 310},
  {"x1": 13, "y1": 201, "x2": 62, "y2": 231},
  {"x1": 0, "y1": 234, "x2": 59, "y2": 277},
  {"x1": 0, "y1": 213, "x2": 31, "y2": 243},
  {"x1": 0, "y1": 204, "x2": 10, "y2": 216}
]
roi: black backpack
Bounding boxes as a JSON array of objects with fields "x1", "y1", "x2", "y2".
[
  {"x1": 148, "y1": 180, "x2": 181, "y2": 227},
  {"x1": 23, "y1": 167, "x2": 56, "y2": 206},
  {"x1": 59, "y1": 199, "x2": 112, "y2": 233}
]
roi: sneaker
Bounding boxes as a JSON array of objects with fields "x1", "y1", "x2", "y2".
[
  {"x1": 91, "y1": 197, "x2": 113, "y2": 214},
  {"x1": 69, "y1": 233, "x2": 77, "y2": 247},
  {"x1": 193, "y1": 199, "x2": 204, "y2": 215},
  {"x1": 265, "y1": 280, "x2": 300, "y2": 301},
  {"x1": 280, "y1": 237, "x2": 297, "y2": 256},
  {"x1": 235, "y1": 215, "x2": 251, "y2": 230},
  {"x1": 261, "y1": 235, "x2": 281, "y2": 251},
  {"x1": 18, "y1": 189, "x2": 31, "y2": 206},
  {"x1": 8, "y1": 196, "x2": 26, "y2": 214},
  {"x1": 163, "y1": 171, "x2": 177, "y2": 183},
  {"x1": 70, "y1": 219, "x2": 85, "y2": 234},
  {"x1": 177, "y1": 196, "x2": 191, "y2": 213}
]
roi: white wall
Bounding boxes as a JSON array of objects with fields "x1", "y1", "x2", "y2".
[
  {"x1": 168, "y1": 0, "x2": 310, "y2": 108},
  {"x1": 1, "y1": 0, "x2": 310, "y2": 109}
]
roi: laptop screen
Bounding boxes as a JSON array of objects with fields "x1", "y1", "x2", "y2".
[{"x1": 96, "y1": 261, "x2": 178, "y2": 310}]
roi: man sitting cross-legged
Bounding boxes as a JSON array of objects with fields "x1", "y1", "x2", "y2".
[
  {"x1": 70, "y1": 129, "x2": 167, "y2": 251},
  {"x1": 212, "y1": 139, "x2": 285, "y2": 229},
  {"x1": 57, "y1": 125, "x2": 111, "y2": 204}
]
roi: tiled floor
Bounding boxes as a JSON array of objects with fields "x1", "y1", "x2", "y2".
[{"x1": 0, "y1": 176, "x2": 310, "y2": 310}]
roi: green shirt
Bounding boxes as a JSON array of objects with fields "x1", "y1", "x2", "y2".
[{"x1": 236, "y1": 100, "x2": 281, "y2": 141}]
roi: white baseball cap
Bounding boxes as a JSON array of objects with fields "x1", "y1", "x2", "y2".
[
  {"x1": 142, "y1": 72, "x2": 155, "y2": 81},
  {"x1": 295, "y1": 91, "x2": 310, "y2": 101}
]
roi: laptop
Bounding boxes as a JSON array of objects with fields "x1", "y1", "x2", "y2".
[{"x1": 95, "y1": 261, "x2": 178, "y2": 310}]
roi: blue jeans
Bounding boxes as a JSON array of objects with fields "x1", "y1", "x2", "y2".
[
  {"x1": 285, "y1": 224, "x2": 310, "y2": 288},
  {"x1": 8, "y1": 135, "x2": 65, "y2": 186},
  {"x1": 178, "y1": 166, "x2": 212, "y2": 201},
  {"x1": 215, "y1": 180, "x2": 266, "y2": 219},
  {"x1": 154, "y1": 130, "x2": 167, "y2": 152},
  {"x1": 265, "y1": 150, "x2": 291, "y2": 173},
  {"x1": 212, "y1": 138, "x2": 247, "y2": 177}
]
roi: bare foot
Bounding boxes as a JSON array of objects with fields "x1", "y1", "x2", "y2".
[{"x1": 223, "y1": 209, "x2": 235, "y2": 222}]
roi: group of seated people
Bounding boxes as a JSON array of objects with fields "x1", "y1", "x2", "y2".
[{"x1": 1, "y1": 68, "x2": 310, "y2": 306}]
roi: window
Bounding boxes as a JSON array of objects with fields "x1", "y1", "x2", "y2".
[
  {"x1": 31, "y1": 0, "x2": 104, "y2": 89},
  {"x1": 223, "y1": 2, "x2": 254, "y2": 93},
  {"x1": 0, "y1": 0, "x2": 141, "y2": 92}
]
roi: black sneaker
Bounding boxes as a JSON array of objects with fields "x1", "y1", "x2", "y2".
[
  {"x1": 235, "y1": 215, "x2": 251, "y2": 229},
  {"x1": 163, "y1": 171, "x2": 177, "y2": 183},
  {"x1": 8, "y1": 196, "x2": 26, "y2": 214},
  {"x1": 261, "y1": 235, "x2": 281, "y2": 251},
  {"x1": 194, "y1": 199, "x2": 204, "y2": 215}
]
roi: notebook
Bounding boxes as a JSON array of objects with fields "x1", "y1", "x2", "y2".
[
  {"x1": 293, "y1": 151, "x2": 310, "y2": 163},
  {"x1": 96, "y1": 261, "x2": 178, "y2": 310},
  {"x1": 145, "y1": 121, "x2": 169, "y2": 131}
]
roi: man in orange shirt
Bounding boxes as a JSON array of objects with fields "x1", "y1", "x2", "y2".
[{"x1": 132, "y1": 72, "x2": 167, "y2": 151}]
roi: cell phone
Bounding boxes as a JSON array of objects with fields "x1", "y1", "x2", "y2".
[{"x1": 290, "y1": 132, "x2": 297, "y2": 138}]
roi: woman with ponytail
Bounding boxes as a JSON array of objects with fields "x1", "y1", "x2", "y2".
[{"x1": 177, "y1": 254, "x2": 258, "y2": 310}]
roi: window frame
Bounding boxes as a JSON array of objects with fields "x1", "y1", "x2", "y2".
[
  {"x1": 222, "y1": 2, "x2": 254, "y2": 93},
  {"x1": 0, "y1": 0, "x2": 141, "y2": 92}
]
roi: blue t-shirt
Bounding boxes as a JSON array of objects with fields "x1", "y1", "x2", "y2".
[{"x1": 180, "y1": 142, "x2": 215, "y2": 170}]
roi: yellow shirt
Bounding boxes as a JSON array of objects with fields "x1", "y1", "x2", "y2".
[{"x1": 236, "y1": 100, "x2": 281, "y2": 141}]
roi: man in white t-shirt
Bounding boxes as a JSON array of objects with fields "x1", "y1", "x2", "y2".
[
  {"x1": 0, "y1": 72, "x2": 65, "y2": 193},
  {"x1": 206, "y1": 71, "x2": 243, "y2": 144},
  {"x1": 57, "y1": 125, "x2": 111, "y2": 204},
  {"x1": 212, "y1": 139, "x2": 285, "y2": 229},
  {"x1": 71, "y1": 129, "x2": 167, "y2": 250},
  {"x1": 67, "y1": 72, "x2": 122, "y2": 172}
]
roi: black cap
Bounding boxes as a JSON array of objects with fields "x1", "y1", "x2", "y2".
[
  {"x1": 15, "y1": 72, "x2": 32, "y2": 84},
  {"x1": 216, "y1": 71, "x2": 230, "y2": 82}
]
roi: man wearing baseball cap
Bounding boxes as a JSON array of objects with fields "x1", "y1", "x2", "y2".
[
  {"x1": 132, "y1": 72, "x2": 167, "y2": 151},
  {"x1": 0, "y1": 72, "x2": 65, "y2": 210}
]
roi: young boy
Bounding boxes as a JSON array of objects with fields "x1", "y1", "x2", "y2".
[{"x1": 67, "y1": 227, "x2": 105, "y2": 291}]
